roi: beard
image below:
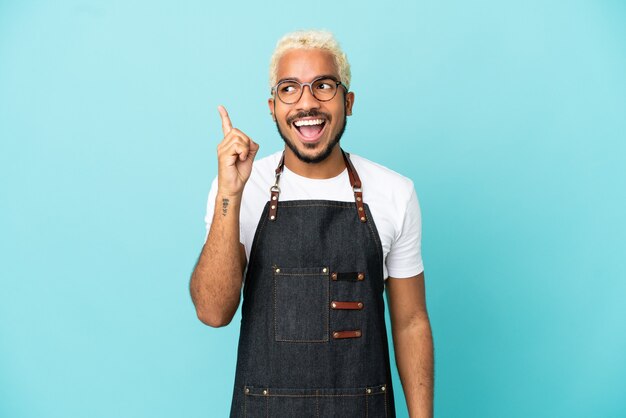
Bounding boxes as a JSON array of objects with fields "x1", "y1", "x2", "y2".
[{"x1": 274, "y1": 109, "x2": 348, "y2": 164}]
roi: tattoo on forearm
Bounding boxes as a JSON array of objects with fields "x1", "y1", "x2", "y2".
[{"x1": 222, "y1": 198, "x2": 230, "y2": 216}]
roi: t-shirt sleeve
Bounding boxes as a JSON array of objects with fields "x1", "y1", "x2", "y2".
[
  {"x1": 385, "y1": 186, "x2": 424, "y2": 278},
  {"x1": 203, "y1": 176, "x2": 246, "y2": 247}
]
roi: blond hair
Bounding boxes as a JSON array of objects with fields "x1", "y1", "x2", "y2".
[{"x1": 269, "y1": 30, "x2": 352, "y2": 90}]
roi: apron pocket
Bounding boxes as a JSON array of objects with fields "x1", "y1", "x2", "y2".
[
  {"x1": 244, "y1": 384, "x2": 388, "y2": 418},
  {"x1": 273, "y1": 266, "x2": 329, "y2": 343}
]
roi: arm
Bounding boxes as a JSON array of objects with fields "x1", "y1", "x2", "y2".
[
  {"x1": 190, "y1": 194, "x2": 247, "y2": 327},
  {"x1": 189, "y1": 106, "x2": 259, "y2": 327},
  {"x1": 386, "y1": 271, "x2": 434, "y2": 418}
]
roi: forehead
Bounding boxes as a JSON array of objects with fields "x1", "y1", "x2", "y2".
[{"x1": 276, "y1": 48, "x2": 339, "y2": 81}]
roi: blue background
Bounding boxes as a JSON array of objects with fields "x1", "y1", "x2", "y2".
[{"x1": 1, "y1": 1, "x2": 625, "y2": 417}]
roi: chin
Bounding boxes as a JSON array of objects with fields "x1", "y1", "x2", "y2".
[
  {"x1": 275, "y1": 118, "x2": 347, "y2": 164},
  {"x1": 285, "y1": 135, "x2": 338, "y2": 164}
]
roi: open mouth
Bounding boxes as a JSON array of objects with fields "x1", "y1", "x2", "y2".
[{"x1": 292, "y1": 118, "x2": 327, "y2": 143}]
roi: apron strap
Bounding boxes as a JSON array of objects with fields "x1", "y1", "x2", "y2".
[
  {"x1": 268, "y1": 148, "x2": 367, "y2": 223},
  {"x1": 268, "y1": 152, "x2": 285, "y2": 221},
  {"x1": 341, "y1": 149, "x2": 367, "y2": 223}
]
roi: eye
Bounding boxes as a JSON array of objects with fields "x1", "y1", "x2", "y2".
[
  {"x1": 279, "y1": 82, "x2": 299, "y2": 94},
  {"x1": 316, "y1": 82, "x2": 333, "y2": 90}
]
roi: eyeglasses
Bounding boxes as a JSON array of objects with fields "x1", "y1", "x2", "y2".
[{"x1": 271, "y1": 76, "x2": 347, "y2": 104}]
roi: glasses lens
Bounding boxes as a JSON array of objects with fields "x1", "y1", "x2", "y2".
[
  {"x1": 277, "y1": 81, "x2": 302, "y2": 104},
  {"x1": 311, "y1": 78, "x2": 338, "y2": 101}
]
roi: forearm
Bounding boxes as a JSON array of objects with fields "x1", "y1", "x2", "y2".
[
  {"x1": 392, "y1": 316, "x2": 434, "y2": 418},
  {"x1": 190, "y1": 192, "x2": 244, "y2": 327}
]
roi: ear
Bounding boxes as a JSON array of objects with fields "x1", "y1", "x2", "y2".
[
  {"x1": 267, "y1": 97, "x2": 276, "y2": 121},
  {"x1": 344, "y1": 91, "x2": 355, "y2": 116}
]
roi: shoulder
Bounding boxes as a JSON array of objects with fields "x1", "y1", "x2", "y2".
[{"x1": 347, "y1": 152, "x2": 415, "y2": 201}]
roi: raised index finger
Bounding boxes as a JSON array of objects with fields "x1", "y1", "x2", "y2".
[{"x1": 217, "y1": 105, "x2": 233, "y2": 136}]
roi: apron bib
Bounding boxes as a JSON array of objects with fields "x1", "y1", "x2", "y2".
[{"x1": 229, "y1": 149, "x2": 396, "y2": 417}]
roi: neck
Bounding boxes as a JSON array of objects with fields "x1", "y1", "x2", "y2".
[{"x1": 283, "y1": 145, "x2": 345, "y2": 179}]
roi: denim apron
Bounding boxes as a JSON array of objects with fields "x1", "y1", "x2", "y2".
[{"x1": 229, "y1": 149, "x2": 397, "y2": 417}]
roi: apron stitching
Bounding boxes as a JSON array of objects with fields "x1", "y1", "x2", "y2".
[
  {"x1": 274, "y1": 272, "x2": 326, "y2": 276},
  {"x1": 326, "y1": 272, "x2": 330, "y2": 342},
  {"x1": 365, "y1": 213, "x2": 384, "y2": 264},
  {"x1": 384, "y1": 386, "x2": 388, "y2": 418},
  {"x1": 273, "y1": 272, "x2": 277, "y2": 342},
  {"x1": 276, "y1": 203, "x2": 357, "y2": 208},
  {"x1": 315, "y1": 390, "x2": 320, "y2": 418},
  {"x1": 247, "y1": 393, "x2": 374, "y2": 397}
]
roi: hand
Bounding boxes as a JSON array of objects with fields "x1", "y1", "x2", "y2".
[{"x1": 216, "y1": 105, "x2": 260, "y2": 197}]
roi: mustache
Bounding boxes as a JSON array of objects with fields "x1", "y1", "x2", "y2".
[{"x1": 286, "y1": 110, "x2": 331, "y2": 125}]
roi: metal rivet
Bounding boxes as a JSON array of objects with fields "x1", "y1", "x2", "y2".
[
  {"x1": 271, "y1": 205, "x2": 275, "y2": 209},
  {"x1": 356, "y1": 197, "x2": 362, "y2": 201},
  {"x1": 358, "y1": 207, "x2": 363, "y2": 211},
  {"x1": 360, "y1": 216, "x2": 366, "y2": 221},
  {"x1": 245, "y1": 387, "x2": 250, "y2": 394},
  {"x1": 358, "y1": 273, "x2": 364, "y2": 280},
  {"x1": 366, "y1": 388, "x2": 372, "y2": 394},
  {"x1": 322, "y1": 267, "x2": 328, "y2": 273},
  {"x1": 355, "y1": 331, "x2": 361, "y2": 336},
  {"x1": 333, "y1": 332, "x2": 339, "y2": 338},
  {"x1": 272, "y1": 196, "x2": 277, "y2": 200},
  {"x1": 358, "y1": 302, "x2": 363, "y2": 308},
  {"x1": 331, "y1": 302, "x2": 337, "y2": 308},
  {"x1": 275, "y1": 268, "x2": 280, "y2": 273},
  {"x1": 331, "y1": 272, "x2": 337, "y2": 280},
  {"x1": 270, "y1": 215, "x2": 275, "y2": 220},
  {"x1": 263, "y1": 389, "x2": 268, "y2": 395},
  {"x1": 381, "y1": 385, "x2": 386, "y2": 391}
]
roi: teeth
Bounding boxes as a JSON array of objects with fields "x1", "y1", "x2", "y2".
[{"x1": 294, "y1": 119, "x2": 324, "y2": 127}]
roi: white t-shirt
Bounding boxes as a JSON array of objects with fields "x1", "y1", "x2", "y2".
[{"x1": 204, "y1": 151, "x2": 424, "y2": 280}]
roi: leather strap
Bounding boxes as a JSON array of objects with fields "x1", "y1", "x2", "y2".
[
  {"x1": 331, "y1": 272, "x2": 365, "y2": 281},
  {"x1": 268, "y1": 149, "x2": 366, "y2": 222},
  {"x1": 332, "y1": 330, "x2": 362, "y2": 339},
  {"x1": 331, "y1": 301, "x2": 364, "y2": 310},
  {"x1": 268, "y1": 152, "x2": 285, "y2": 221},
  {"x1": 341, "y1": 149, "x2": 367, "y2": 223}
]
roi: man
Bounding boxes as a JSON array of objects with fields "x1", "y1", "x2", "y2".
[{"x1": 190, "y1": 30, "x2": 433, "y2": 418}]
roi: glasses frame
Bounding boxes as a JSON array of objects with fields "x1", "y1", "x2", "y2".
[{"x1": 271, "y1": 76, "x2": 348, "y2": 104}]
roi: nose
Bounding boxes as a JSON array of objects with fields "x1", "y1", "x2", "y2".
[{"x1": 296, "y1": 83, "x2": 321, "y2": 111}]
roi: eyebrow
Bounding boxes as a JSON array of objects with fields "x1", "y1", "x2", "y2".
[{"x1": 276, "y1": 74, "x2": 339, "y2": 84}]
